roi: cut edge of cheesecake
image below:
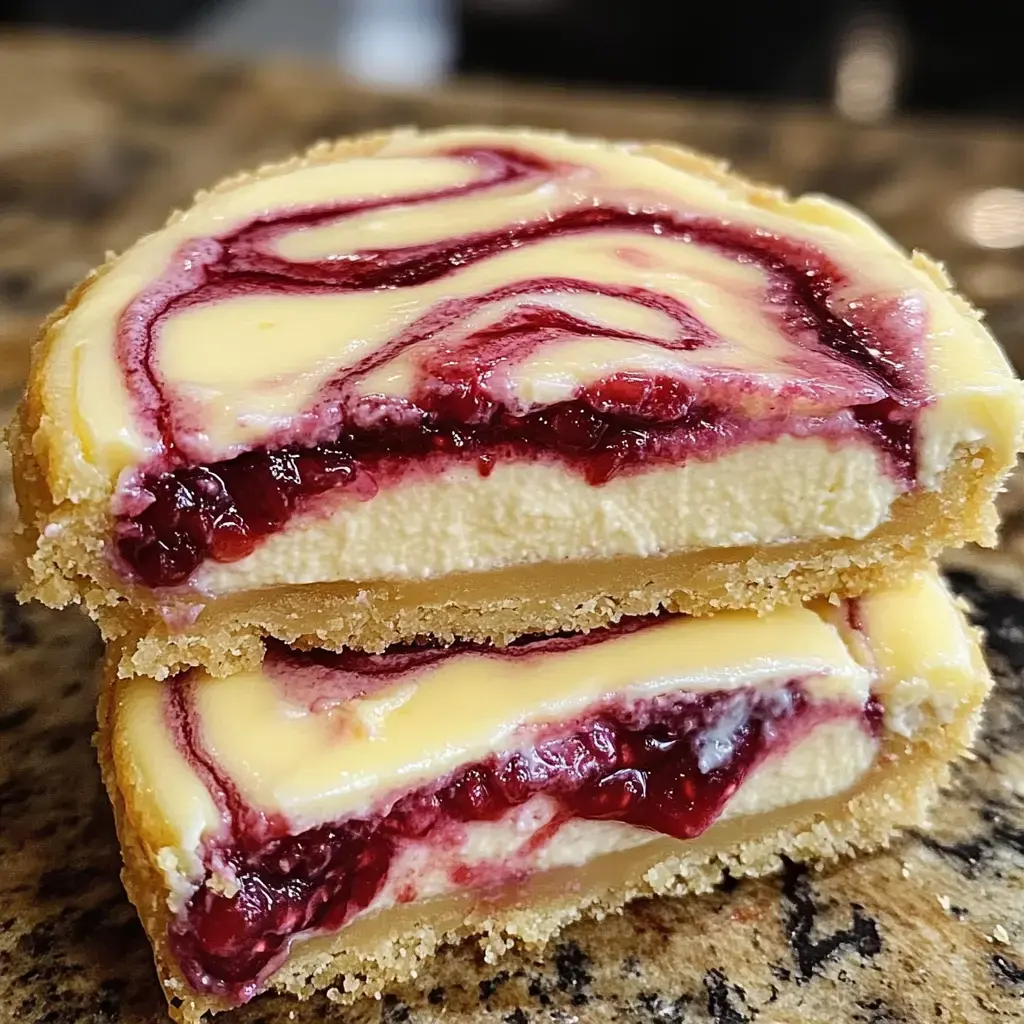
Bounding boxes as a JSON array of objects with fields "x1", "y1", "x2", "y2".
[
  {"x1": 9, "y1": 127, "x2": 1023, "y2": 681},
  {"x1": 97, "y1": 669, "x2": 988, "y2": 1024},
  {"x1": 36, "y1": 446, "x2": 1002, "y2": 680},
  {"x1": 0, "y1": 125, "x2": 932, "y2": 510}
]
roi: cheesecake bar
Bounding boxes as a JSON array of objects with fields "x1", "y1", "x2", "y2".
[
  {"x1": 12, "y1": 127, "x2": 1022, "y2": 679},
  {"x1": 99, "y1": 568, "x2": 990, "y2": 1021}
]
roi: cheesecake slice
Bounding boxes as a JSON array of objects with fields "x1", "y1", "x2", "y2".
[
  {"x1": 12, "y1": 127, "x2": 1022, "y2": 680},
  {"x1": 99, "y1": 568, "x2": 990, "y2": 1021}
]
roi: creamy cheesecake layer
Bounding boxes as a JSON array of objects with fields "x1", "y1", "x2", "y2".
[
  {"x1": 115, "y1": 597, "x2": 874, "y2": 851},
  {"x1": 31, "y1": 131, "x2": 1023, "y2": 486},
  {"x1": 102, "y1": 569, "x2": 990, "y2": 1016},
  {"x1": 192, "y1": 436, "x2": 898, "y2": 595},
  {"x1": 12, "y1": 129, "x2": 1023, "y2": 644},
  {"x1": 94, "y1": 447, "x2": 1000, "y2": 679}
]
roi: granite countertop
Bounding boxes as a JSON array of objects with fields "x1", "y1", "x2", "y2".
[{"x1": 1, "y1": 32, "x2": 1024, "y2": 1024}]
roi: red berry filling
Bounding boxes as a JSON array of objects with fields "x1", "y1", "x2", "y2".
[
  {"x1": 113, "y1": 147, "x2": 927, "y2": 588},
  {"x1": 164, "y1": 644, "x2": 879, "y2": 1002}
]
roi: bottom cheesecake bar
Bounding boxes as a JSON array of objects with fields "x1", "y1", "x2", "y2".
[{"x1": 98, "y1": 568, "x2": 990, "y2": 1022}]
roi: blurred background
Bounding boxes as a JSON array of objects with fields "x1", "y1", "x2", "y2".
[
  {"x1": 0, "y1": 0, "x2": 1020, "y2": 118},
  {"x1": 4, "y1": 9, "x2": 1024, "y2": 1021},
  {"x1": 0, "y1": 0, "x2": 1022, "y2": 386}
]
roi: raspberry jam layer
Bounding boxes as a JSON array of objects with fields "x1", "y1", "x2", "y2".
[
  {"x1": 114, "y1": 146, "x2": 927, "y2": 588},
  {"x1": 163, "y1": 630, "x2": 880, "y2": 1002}
]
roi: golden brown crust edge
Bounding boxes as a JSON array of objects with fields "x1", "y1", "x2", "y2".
[
  {"x1": 98, "y1": 654, "x2": 990, "y2": 1024},
  {"x1": 42, "y1": 448, "x2": 1009, "y2": 680}
]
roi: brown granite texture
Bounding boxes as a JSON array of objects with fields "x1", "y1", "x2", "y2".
[{"x1": 1, "y1": 31, "x2": 1024, "y2": 1024}]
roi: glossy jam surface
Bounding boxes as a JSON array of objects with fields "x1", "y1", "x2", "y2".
[
  {"x1": 260, "y1": 613, "x2": 667, "y2": 709},
  {"x1": 113, "y1": 145, "x2": 928, "y2": 587},
  {"x1": 163, "y1": 631, "x2": 873, "y2": 1001}
]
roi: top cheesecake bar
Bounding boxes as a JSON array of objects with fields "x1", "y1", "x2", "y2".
[{"x1": 9, "y1": 127, "x2": 1023, "y2": 679}]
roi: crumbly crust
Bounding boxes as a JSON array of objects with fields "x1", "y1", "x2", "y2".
[
  {"x1": 97, "y1": 652, "x2": 990, "y2": 1023},
  {"x1": 8, "y1": 129, "x2": 1018, "y2": 679},
  {"x1": 17, "y1": 446, "x2": 1004, "y2": 679}
]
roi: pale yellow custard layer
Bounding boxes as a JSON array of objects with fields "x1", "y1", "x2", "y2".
[
  {"x1": 35, "y1": 129, "x2": 1020, "y2": 492},
  {"x1": 108, "y1": 567, "x2": 987, "y2": 907},
  {"x1": 193, "y1": 436, "x2": 897, "y2": 594}
]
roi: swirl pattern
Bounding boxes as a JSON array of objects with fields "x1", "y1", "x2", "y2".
[
  {"x1": 162, "y1": 648, "x2": 836, "y2": 1000},
  {"x1": 111, "y1": 144, "x2": 928, "y2": 587}
]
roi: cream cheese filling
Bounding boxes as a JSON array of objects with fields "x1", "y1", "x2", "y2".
[
  {"x1": 30, "y1": 128, "x2": 1022, "y2": 510},
  {"x1": 116, "y1": 599, "x2": 871, "y2": 849},
  {"x1": 367, "y1": 719, "x2": 877, "y2": 917},
  {"x1": 108, "y1": 568, "x2": 987, "y2": 914},
  {"x1": 191, "y1": 435, "x2": 900, "y2": 595}
]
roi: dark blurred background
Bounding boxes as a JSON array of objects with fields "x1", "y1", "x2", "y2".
[{"x1": 0, "y1": 0, "x2": 1019, "y2": 121}]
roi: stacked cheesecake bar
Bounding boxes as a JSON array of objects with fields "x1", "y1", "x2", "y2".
[{"x1": 9, "y1": 128, "x2": 1023, "y2": 1021}]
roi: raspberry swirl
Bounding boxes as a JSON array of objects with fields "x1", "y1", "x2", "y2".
[
  {"x1": 160, "y1": 624, "x2": 878, "y2": 1001},
  {"x1": 112, "y1": 144, "x2": 928, "y2": 587}
]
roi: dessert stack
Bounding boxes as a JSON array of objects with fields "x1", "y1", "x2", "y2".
[{"x1": 8, "y1": 127, "x2": 1023, "y2": 1021}]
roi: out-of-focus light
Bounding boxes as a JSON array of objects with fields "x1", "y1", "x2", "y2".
[
  {"x1": 465, "y1": 0, "x2": 558, "y2": 9},
  {"x1": 192, "y1": 0, "x2": 456, "y2": 86},
  {"x1": 338, "y1": 0, "x2": 455, "y2": 88},
  {"x1": 833, "y1": 14, "x2": 900, "y2": 123},
  {"x1": 953, "y1": 188, "x2": 1024, "y2": 250}
]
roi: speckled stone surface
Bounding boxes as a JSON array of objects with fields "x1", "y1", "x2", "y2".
[{"x1": 1, "y1": 32, "x2": 1024, "y2": 1024}]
